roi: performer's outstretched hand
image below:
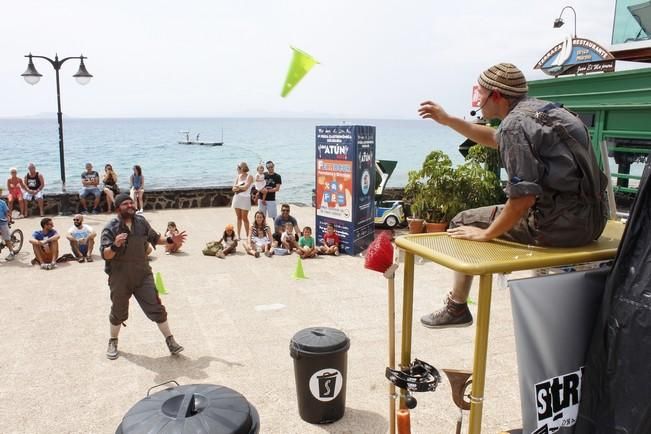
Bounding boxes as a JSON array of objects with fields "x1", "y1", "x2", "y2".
[
  {"x1": 418, "y1": 100, "x2": 451, "y2": 126},
  {"x1": 172, "y1": 230, "x2": 187, "y2": 245}
]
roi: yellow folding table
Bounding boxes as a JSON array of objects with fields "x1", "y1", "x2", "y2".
[{"x1": 394, "y1": 220, "x2": 625, "y2": 434}]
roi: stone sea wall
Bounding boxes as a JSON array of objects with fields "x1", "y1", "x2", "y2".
[
  {"x1": 5, "y1": 185, "x2": 408, "y2": 216},
  {"x1": 9, "y1": 186, "x2": 233, "y2": 216}
]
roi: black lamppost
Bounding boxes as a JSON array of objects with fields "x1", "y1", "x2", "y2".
[
  {"x1": 553, "y1": 5, "x2": 577, "y2": 38},
  {"x1": 21, "y1": 53, "x2": 93, "y2": 198}
]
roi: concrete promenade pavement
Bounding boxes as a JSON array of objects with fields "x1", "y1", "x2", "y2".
[{"x1": 1, "y1": 205, "x2": 525, "y2": 433}]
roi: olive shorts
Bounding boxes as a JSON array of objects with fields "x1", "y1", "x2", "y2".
[
  {"x1": 108, "y1": 272, "x2": 167, "y2": 325},
  {"x1": 449, "y1": 205, "x2": 537, "y2": 245}
]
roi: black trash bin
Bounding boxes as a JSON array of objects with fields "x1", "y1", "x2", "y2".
[
  {"x1": 290, "y1": 327, "x2": 350, "y2": 424},
  {"x1": 116, "y1": 381, "x2": 260, "y2": 434}
]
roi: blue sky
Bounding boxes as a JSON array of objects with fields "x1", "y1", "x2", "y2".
[{"x1": 1, "y1": 0, "x2": 632, "y2": 119}]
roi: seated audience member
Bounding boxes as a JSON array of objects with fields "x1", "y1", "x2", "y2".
[
  {"x1": 30, "y1": 217, "x2": 60, "y2": 270},
  {"x1": 273, "y1": 203, "x2": 300, "y2": 245},
  {"x1": 102, "y1": 164, "x2": 119, "y2": 213},
  {"x1": 79, "y1": 162, "x2": 102, "y2": 214},
  {"x1": 298, "y1": 226, "x2": 317, "y2": 259},
  {"x1": 164, "y1": 221, "x2": 184, "y2": 255},
  {"x1": 66, "y1": 214, "x2": 96, "y2": 262},
  {"x1": 1, "y1": 198, "x2": 17, "y2": 261},
  {"x1": 246, "y1": 210, "x2": 273, "y2": 257},
  {"x1": 281, "y1": 222, "x2": 299, "y2": 252},
  {"x1": 130, "y1": 165, "x2": 145, "y2": 213},
  {"x1": 7, "y1": 167, "x2": 27, "y2": 218},
  {"x1": 23, "y1": 163, "x2": 46, "y2": 217},
  {"x1": 318, "y1": 223, "x2": 341, "y2": 256},
  {"x1": 216, "y1": 223, "x2": 238, "y2": 258}
]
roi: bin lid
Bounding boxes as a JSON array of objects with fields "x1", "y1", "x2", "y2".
[
  {"x1": 290, "y1": 327, "x2": 350, "y2": 355},
  {"x1": 116, "y1": 384, "x2": 259, "y2": 434}
]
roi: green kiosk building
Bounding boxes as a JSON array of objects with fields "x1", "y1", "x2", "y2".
[{"x1": 528, "y1": 0, "x2": 651, "y2": 200}]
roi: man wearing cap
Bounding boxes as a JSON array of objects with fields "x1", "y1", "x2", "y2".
[
  {"x1": 258, "y1": 160, "x2": 282, "y2": 220},
  {"x1": 101, "y1": 193, "x2": 187, "y2": 359},
  {"x1": 417, "y1": 62, "x2": 607, "y2": 328}
]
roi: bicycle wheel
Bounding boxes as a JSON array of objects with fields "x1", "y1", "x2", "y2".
[{"x1": 10, "y1": 229, "x2": 23, "y2": 254}]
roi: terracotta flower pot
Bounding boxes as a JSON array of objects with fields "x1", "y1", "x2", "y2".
[
  {"x1": 407, "y1": 218, "x2": 425, "y2": 234},
  {"x1": 425, "y1": 221, "x2": 448, "y2": 233}
]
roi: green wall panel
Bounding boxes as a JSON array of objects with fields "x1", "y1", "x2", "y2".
[{"x1": 605, "y1": 110, "x2": 651, "y2": 131}]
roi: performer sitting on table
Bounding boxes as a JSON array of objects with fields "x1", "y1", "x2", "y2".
[{"x1": 417, "y1": 63, "x2": 608, "y2": 328}]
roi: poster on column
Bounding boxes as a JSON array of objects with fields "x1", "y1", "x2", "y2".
[{"x1": 315, "y1": 125, "x2": 375, "y2": 255}]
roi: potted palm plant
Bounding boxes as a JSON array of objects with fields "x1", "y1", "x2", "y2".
[
  {"x1": 404, "y1": 170, "x2": 426, "y2": 234},
  {"x1": 404, "y1": 147, "x2": 504, "y2": 233},
  {"x1": 405, "y1": 150, "x2": 455, "y2": 233},
  {"x1": 452, "y1": 145, "x2": 504, "y2": 214}
]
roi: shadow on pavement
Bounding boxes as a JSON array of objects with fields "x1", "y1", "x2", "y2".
[
  {"x1": 317, "y1": 407, "x2": 387, "y2": 433},
  {"x1": 120, "y1": 352, "x2": 244, "y2": 383}
]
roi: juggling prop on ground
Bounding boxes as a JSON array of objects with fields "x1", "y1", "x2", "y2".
[
  {"x1": 281, "y1": 46, "x2": 319, "y2": 98},
  {"x1": 155, "y1": 272, "x2": 168, "y2": 295},
  {"x1": 292, "y1": 256, "x2": 307, "y2": 280},
  {"x1": 364, "y1": 231, "x2": 399, "y2": 434}
]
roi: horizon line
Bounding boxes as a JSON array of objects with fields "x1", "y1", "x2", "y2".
[{"x1": 0, "y1": 114, "x2": 423, "y2": 121}]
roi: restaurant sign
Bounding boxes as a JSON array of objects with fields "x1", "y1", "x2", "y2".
[{"x1": 534, "y1": 36, "x2": 615, "y2": 77}]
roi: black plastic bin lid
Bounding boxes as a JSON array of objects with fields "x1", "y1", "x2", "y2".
[
  {"x1": 290, "y1": 327, "x2": 350, "y2": 358},
  {"x1": 116, "y1": 384, "x2": 259, "y2": 434}
]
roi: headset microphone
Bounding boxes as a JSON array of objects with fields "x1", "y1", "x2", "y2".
[
  {"x1": 469, "y1": 90, "x2": 493, "y2": 117},
  {"x1": 470, "y1": 98, "x2": 488, "y2": 117}
]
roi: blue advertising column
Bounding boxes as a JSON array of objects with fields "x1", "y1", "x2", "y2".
[{"x1": 315, "y1": 125, "x2": 375, "y2": 255}]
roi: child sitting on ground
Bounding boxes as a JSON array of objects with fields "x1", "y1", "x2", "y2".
[
  {"x1": 164, "y1": 221, "x2": 183, "y2": 254},
  {"x1": 281, "y1": 222, "x2": 299, "y2": 253},
  {"x1": 298, "y1": 226, "x2": 317, "y2": 259},
  {"x1": 318, "y1": 223, "x2": 341, "y2": 256},
  {"x1": 253, "y1": 163, "x2": 268, "y2": 205},
  {"x1": 216, "y1": 224, "x2": 238, "y2": 258},
  {"x1": 247, "y1": 210, "x2": 273, "y2": 257}
]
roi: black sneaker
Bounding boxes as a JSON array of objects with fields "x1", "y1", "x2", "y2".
[
  {"x1": 106, "y1": 338, "x2": 119, "y2": 360},
  {"x1": 420, "y1": 297, "x2": 473, "y2": 329},
  {"x1": 165, "y1": 335, "x2": 184, "y2": 355}
]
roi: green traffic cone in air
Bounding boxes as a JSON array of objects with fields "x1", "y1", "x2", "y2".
[
  {"x1": 155, "y1": 272, "x2": 168, "y2": 294},
  {"x1": 292, "y1": 256, "x2": 307, "y2": 279},
  {"x1": 281, "y1": 46, "x2": 319, "y2": 97}
]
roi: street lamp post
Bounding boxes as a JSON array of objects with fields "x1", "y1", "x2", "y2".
[
  {"x1": 21, "y1": 53, "x2": 92, "y2": 214},
  {"x1": 553, "y1": 5, "x2": 577, "y2": 38}
]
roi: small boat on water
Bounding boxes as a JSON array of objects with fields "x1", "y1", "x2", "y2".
[{"x1": 178, "y1": 130, "x2": 223, "y2": 146}]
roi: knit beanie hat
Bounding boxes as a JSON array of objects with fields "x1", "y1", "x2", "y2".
[
  {"x1": 478, "y1": 63, "x2": 528, "y2": 97},
  {"x1": 114, "y1": 193, "x2": 132, "y2": 208}
]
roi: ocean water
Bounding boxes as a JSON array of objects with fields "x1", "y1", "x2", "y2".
[{"x1": 0, "y1": 117, "x2": 467, "y2": 204}]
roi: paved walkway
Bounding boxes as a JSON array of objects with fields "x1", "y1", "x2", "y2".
[{"x1": 1, "y1": 206, "x2": 525, "y2": 433}]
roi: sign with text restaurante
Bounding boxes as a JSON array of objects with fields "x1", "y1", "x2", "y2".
[{"x1": 534, "y1": 36, "x2": 616, "y2": 77}]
